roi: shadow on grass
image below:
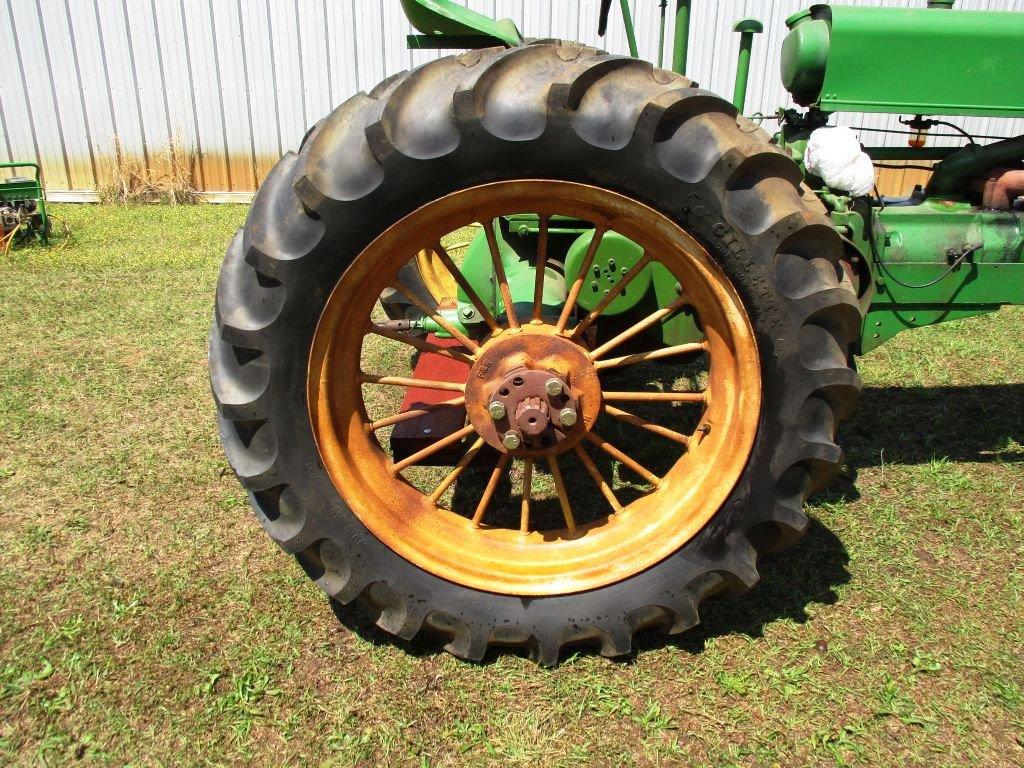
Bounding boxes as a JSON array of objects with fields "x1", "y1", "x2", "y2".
[
  {"x1": 642, "y1": 517, "x2": 849, "y2": 657},
  {"x1": 326, "y1": 516, "x2": 850, "y2": 664},
  {"x1": 327, "y1": 383, "x2": 1023, "y2": 664},
  {"x1": 844, "y1": 384, "x2": 1024, "y2": 468},
  {"x1": 329, "y1": 597, "x2": 453, "y2": 660}
]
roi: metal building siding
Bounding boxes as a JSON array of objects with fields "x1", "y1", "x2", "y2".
[{"x1": 1, "y1": 0, "x2": 1022, "y2": 196}]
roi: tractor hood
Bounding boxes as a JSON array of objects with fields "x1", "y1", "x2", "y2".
[{"x1": 781, "y1": 4, "x2": 1024, "y2": 118}]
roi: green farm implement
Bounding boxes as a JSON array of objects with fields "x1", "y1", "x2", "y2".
[
  {"x1": 211, "y1": 0, "x2": 1023, "y2": 664},
  {"x1": 0, "y1": 162, "x2": 50, "y2": 252}
]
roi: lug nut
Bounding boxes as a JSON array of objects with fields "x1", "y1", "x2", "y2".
[
  {"x1": 559, "y1": 408, "x2": 578, "y2": 428},
  {"x1": 502, "y1": 430, "x2": 522, "y2": 450},
  {"x1": 544, "y1": 378, "x2": 563, "y2": 397},
  {"x1": 488, "y1": 401, "x2": 506, "y2": 420}
]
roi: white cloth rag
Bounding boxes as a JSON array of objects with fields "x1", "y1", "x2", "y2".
[{"x1": 803, "y1": 126, "x2": 875, "y2": 197}]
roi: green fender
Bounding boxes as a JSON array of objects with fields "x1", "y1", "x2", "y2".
[{"x1": 400, "y1": 0, "x2": 521, "y2": 48}]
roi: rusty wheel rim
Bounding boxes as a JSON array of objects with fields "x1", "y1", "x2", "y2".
[{"x1": 308, "y1": 181, "x2": 761, "y2": 596}]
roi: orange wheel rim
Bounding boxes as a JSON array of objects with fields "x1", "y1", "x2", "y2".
[{"x1": 308, "y1": 181, "x2": 761, "y2": 596}]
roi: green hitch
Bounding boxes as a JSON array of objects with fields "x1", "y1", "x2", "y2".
[
  {"x1": 672, "y1": 0, "x2": 691, "y2": 74},
  {"x1": 731, "y1": 18, "x2": 763, "y2": 114}
]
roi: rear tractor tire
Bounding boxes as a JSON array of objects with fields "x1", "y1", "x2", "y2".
[{"x1": 210, "y1": 43, "x2": 861, "y2": 665}]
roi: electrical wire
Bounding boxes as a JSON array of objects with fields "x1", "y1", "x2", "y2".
[
  {"x1": 850, "y1": 124, "x2": 1012, "y2": 142},
  {"x1": 47, "y1": 214, "x2": 73, "y2": 252},
  {"x1": 875, "y1": 249, "x2": 975, "y2": 290},
  {"x1": 0, "y1": 214, "x2": 72, "y2": 254},
  {"x1": 752, "y1": 112, "x2": 1011, "y2": 142},
  {"x1": 2, "y1": 223, "x2": 24, "y2": 256},
  {"x1": 896, "y1": 116, "x2": 978, "y2": 144},
  {"x1": 866, "y1": 210, "x2": 977, "y2": 290},
  {"x1": 872, "y1": 163, "x2": 937, "y2": 172}
]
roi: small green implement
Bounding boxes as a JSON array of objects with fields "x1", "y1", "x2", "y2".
[{"x1": 0, "y1": 162, "x2": 49, "y2": 250}]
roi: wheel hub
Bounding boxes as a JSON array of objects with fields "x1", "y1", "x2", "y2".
[{"x1": 465, "y1": 327, "x2": 601, "y2": 457}]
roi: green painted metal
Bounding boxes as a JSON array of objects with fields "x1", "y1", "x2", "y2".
[
  {"x1": 781, "y1": 4, "x2": 1024, "y2": 117},
  {"x1": 731, "y1": 18, "x2": 763, "y2": 113},
  {"x1": 832, "y1": 200, "x2": 1024, "y2": 352},
  {"x1": 564, "y1": 231, "x2": 651, "y2": 316},
  {"x1": 618, "y1": 0, "x2": 640, "y2": 58},
  {"x1": 651, "y1": 263, "x2": 704, "y2": 346},
  {"x1": 399, "y1": 0, "x2": 520, "y2": 48},
  {"x1": 456, "y1": 222, "x2": 567, "y2": 324},
  {"x1": 672, "y1": 0, "x2": 691, "y2": 74},
  {"x1": 0, "y1": 162, "x2": 48, "y2": 245},
  {"x1": 656, "y1": 0, "x2": 668, "y2": 68},
  {"x1": 862, "y1": 300, "x2": 1014, "y2": 352},
  {"x1": 780, "y1": 12, "x2": 829, "y2": 107}
]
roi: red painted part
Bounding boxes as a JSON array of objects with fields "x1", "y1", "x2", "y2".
[{"x1": 390, "y1": 335, "x2": 471, "y2": 463}]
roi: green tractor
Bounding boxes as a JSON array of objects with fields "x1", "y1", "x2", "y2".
[{"x1": 210, "y1": 0, "x2": 1024, "y2": 664}]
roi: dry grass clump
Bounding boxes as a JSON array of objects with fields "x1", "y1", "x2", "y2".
[{"x1": 98, "y1": 137, "x2": 201, "y2": 205}]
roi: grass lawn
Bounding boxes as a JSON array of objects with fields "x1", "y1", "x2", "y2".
[{"x1": 1, "y1": 204, "x2": 1022, "y2": 767}]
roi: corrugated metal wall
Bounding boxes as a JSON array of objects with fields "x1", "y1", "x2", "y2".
[{"x1": 1, "y1": 0, "x2": 1022, "y2": 199}]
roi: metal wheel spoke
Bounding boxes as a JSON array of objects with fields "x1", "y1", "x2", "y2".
[
  {"x1": 588, "y1": 294, "x2": 689, "y2": 360},
  {"x1": 483, "y1": 221, "x2": 519, "y2": 330},
  {"x1": 369, "y1": 396, "x2": 466, "y2": 432},
  {"x1": 555, "y1": 227, "x2": 606, "y2": 333},
  {"x1": 431, "y1": 242, "x2": 501, "y2": 332},
  {"x1": 392, "y1": 278, "x2": 480, "y2": 352},
  {"x1": 603, "y1": 404, "x2": 690, "y2": 446},
  {"x1": 594, "y1": 341, "x2": 705, "y2": 371},
  {"x1": 429, "y1": 436, "x2": 486, "y2": 504},
  {"x1": 531, "y1": 216, "x2": 550, "y2": 323},
  {"x1": 392, "y1": 424, "x2": 475, "y2": 474},
  {"x1": 520, "y1": 459, "x2": 533, "y2": 533},
  {"x1": 572, "y1": 253, "x2": 652, "y2": 338},
  {"x1": 369, "y1": 324, "x2": 475, "y2": 365},
  {"x1": 546, "y1": 455, "x2": 577, "y2": 532},
  {"x1": 602, "y1": 390, "x2": 705, "y2": 404},
  {"x1": 584, "y1": 431, "x2": 661, "y2": 487},
  {"x1": 472, "y1": 453, "x2": 510, "y2": 527},
  {"x1": 573, "y1": 444, "x2": 622, "y2": 514},
  {"x1": 360, "y1": 373, "x2": 466, "y2": 393}
]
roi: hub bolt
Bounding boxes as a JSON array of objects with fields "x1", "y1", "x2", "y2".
[
  {"x1": 558, "y1": 408, "x2": 578, "y2": 428},
  {"x1": 502, "y1": 430, "x2": 522, "y2": 450},
  {"x1": 544, "y1": 378, "x2": 563, "y2": 397},
  {"x1": 487, "y1": 401, "x2": 506, "y2": 420}
]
